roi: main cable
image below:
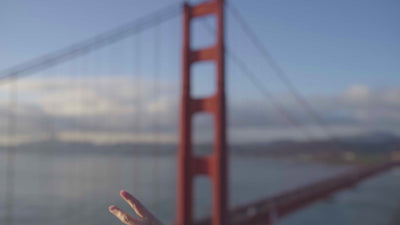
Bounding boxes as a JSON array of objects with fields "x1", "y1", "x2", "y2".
[
  {"x1": 227, "y1": 50, "x2": 314, "y2": 140},
  {"x1": 0, "y1": 2, "x2": 181, "y2": 83},
  {"x1": 200, "y1": 20, "x2": 314, "y2": 140},
  {"x1": 226, "y1": 2, "x2": 353, "y2": 149},
  {"x1": 226, "y1": 2, "x2": 344, "y2": 143}
]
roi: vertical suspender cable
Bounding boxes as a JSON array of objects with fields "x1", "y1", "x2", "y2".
[
  {"x1": 106, "y1": 45, "x2": 114, "y2": 209},
  {"x1": 98, "y1": 46, "x2": 108, "y2": 225},
  {"x1": 0, "y1": 3, "x2": 181, "y2": 83},
  {"x1": 47, "y1": 65, "x2": 57, "y2": 225},
  {"x1": 5, "y1": 79, "x2": 17, "y2": 225},
  {"x1": 226, "y1": 3, "x2": 350, "y2": 149},
  {"x1": 152, "y1": 21, "x2": 161, "y2": 213},
  {"x1": 66, "y1": 59, "x2": 76, "y2": 224},
  {"x1": 112, "y1": 40, "x2": 123, "y2": 211},
  {"x1": 80, "y1": 53, "x2": 89, "y2": 223},
  {"x1": 200, "y1": 20, "x2": 314, "y2": 141},
  {"x1": 74, "y1": 56, "x2": 81, "y2": 224},
  {"x1": 133, "y1": 31, "x2": 142, "y2": 194},
  {"x1": 227, "y1": 51, "x2": 314, "y2": 141},
  {"x1": 87, "y1": 50, "x2": 95, "y2": 225}
]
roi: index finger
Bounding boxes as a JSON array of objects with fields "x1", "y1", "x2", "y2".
[{"x1": 120, "y1": 190, "x2": 148, "y2": 218}]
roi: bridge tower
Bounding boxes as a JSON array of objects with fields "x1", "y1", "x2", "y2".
[{"x1": 177, "y1": 0, "x2": 227, "y2": 225}]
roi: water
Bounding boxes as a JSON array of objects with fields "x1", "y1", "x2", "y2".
[
  {"x1": 279, "y1": 168, "x2": 400, "y2": 225},
  {"x1": 0, "y1": 149, "x2": 399, "y2": 225}
]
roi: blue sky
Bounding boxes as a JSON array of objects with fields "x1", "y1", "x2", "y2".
[
  {"x1": 0, "y1": 0, "x2": 399, "y2": 144},
  {"x1": 1, "y1": 0, "x2": 399, "y2": 94}
]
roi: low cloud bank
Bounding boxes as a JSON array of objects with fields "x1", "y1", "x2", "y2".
[{"x1": 0, "y1": 77, "x2": 399, "y2": 145}]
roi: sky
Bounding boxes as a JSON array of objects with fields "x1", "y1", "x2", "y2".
[{"x1": 0, "y1": 0, "x2": 399, "y2": 145}]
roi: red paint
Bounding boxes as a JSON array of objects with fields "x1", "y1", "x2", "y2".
[
  {"x1": 177, "y1": 1, "x2": 227, "y2": 225},
  {"x1": 194, "y1": 161, "x2": 400, "y2": 225}
]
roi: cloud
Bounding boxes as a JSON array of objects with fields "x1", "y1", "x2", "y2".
[
  {"x1": 342, "y1": 85, "x2": 370, "y2": 102},
  {"x1": 338, "y1": 84, "x2": 400, "y2": 125},
  {"x1": 57, "y1": 131, "x2": 176, "y2": 145},
  {"x1": 0, "y1": 75, "x2": 178, "y2": 145},
  {"x1": 0, "y1": 78, "x2": 400, "y2": 146}
]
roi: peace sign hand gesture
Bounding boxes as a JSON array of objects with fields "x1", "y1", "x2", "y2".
[{"x1": 109, "y1": 190, "x2": 164, "y2": 225}]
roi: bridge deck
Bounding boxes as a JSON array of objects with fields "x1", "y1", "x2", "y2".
[{"x1": 195, "y1": 161, "x2": 400, "y2": 225}]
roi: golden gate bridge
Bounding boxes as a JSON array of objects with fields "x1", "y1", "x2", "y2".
[{"x1": 0, "y1": 0, "x2": 399, "y2": 225}]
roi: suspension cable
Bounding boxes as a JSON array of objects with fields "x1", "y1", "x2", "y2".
[
  {"x1": 0, "y1": 2, "x2": 181, "y2": 83},
  {"x1": 226, "y1": 2, "x2": 349, "y2": 147},
  {"x1": 200, "y1": 20, "x2": 314, "y2": 140}
]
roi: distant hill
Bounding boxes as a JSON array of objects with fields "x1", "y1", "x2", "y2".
[{"x1": 1, "y1": 132, "x2": 399, "y2": 161}]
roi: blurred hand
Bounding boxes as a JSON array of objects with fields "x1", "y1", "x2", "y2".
[{"x1": 109, "y1": 190, "x2": 164, "y2": 225}]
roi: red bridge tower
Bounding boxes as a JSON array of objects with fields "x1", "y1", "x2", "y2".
[{"x1": 177, "y1": 0, "x2": 227, "y2": 225}]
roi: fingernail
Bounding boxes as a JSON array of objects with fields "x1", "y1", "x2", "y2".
[
  {"x1": 109, "y1": 205, "x2": 116, "y2": 211},
  {"x1": 121, "y1": 190, "x2": 128, "y2": 198}
]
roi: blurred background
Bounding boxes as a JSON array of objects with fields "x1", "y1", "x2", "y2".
[{"x1": 0, "y1": 0, "x2": 399, "y2": 224}]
